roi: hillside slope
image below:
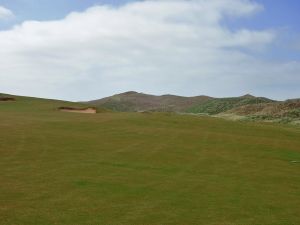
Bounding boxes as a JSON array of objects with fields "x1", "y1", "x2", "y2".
[
  {"x1": 88, "y1": 91, "x2": 212, "y2": 112},
  {"x1": 222, "y1": 99, "x2": 300, "y2": 124},
  {"x1": 87, "y1": 92, "x2": 276, "y2": 114},
  {"x1": 0, "y1": 93, "x2": 105, "y2": 113},
  {"x1": 86, "y1": 92, "x2": 300, "y2": 124},
  {"x1": 186, "y1": 95, "x2": 276, "y2": 115}
]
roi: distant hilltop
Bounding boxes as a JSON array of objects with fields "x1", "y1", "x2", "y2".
[
  {"x1": 85, "y1": 91, "x2": 300, "y2": 124},
  {"x1": 85, "y1": 91, "x2": 274, "y2": 113}
]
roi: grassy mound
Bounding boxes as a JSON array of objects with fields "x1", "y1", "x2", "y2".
[
  {"x1": 186, "y1": 96, "x2": 274, "y2": 115},
  {"x1": 224, "y1": 99, "x2": 300, "y2": 124}
]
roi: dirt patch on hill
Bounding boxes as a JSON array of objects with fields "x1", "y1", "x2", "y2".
[
  {"x1": 58, "y1": 107, "x2": 97, "y2": 114},
  {"x1": 0, "y1": 97, "x2": 16, "y2": 102}
]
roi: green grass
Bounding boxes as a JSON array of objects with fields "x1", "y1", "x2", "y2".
[{"x1": 1, "y1": 95, "x2": 300, "y2": 225}]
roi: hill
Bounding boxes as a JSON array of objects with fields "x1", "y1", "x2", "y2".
[
  {"x1": 186, "y1": 95, "x2": 275, "y2": 115},
  {"x1": 87, "y1": 91, "x2": 212, "y2": 112},
  {"x1": 1, "y1": 93, "x2": 300, "y2": 225},
  {"x1": 87, "y1": 92, "x2": 300, "y2": 124},
  {"x1": 0, "y1": 93, "x2": 107, "y2": 113},
  {"x1": 186, "y1": 95, "x2": 275, "y2": 114},
  {"x1": 87, "y1": 92, "x2": 276, "y2": 113},
  {"x1": 221, "y1": 99, "x2": 300, "y2": 124}
]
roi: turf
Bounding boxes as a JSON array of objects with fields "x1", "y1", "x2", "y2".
[{"x1": 0, "y1": 95, "x2": 300, "y2": 225}]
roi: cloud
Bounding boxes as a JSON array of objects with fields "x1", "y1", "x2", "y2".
[
  {"x1": 0, "y1": 0, "x2": 299, "y2": 100},
  {"x1": 0, "y1": 6, "x2": 14, "y2": 20}
]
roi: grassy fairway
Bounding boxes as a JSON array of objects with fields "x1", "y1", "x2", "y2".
[{"x1": 1, "y1": 96, "x2": 300, "y2": 225}]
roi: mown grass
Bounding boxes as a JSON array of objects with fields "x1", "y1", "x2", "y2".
[{"x1": 0, "y1": 96, "x2": 300, "y2": 225}]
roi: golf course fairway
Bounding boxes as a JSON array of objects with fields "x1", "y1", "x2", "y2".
[{"x1": 1, "y1": 96, "x2": 300, "y2": 225}]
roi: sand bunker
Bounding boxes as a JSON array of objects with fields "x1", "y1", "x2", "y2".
[
  {"x1": 58, "y1": 107, "x2": 97, "y2": 114},
  {"x1": 0, "y1": 97, "x2": 16, "y2": 101}
]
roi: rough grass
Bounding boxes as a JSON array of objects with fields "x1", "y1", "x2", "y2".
[
  {"x1": 186, "y1": 97, "x2": 274, "y2": 115},
  {"x1": 0, "y1": 96, "x2": 300, "y2": 225}
]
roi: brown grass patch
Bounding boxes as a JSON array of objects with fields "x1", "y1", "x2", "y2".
[{"x1": 0, "y1": 97, "x2": 16, "y2": 102}]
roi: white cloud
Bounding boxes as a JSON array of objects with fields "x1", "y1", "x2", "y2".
[
  {"x1": 0, "y1": 6, "x2": 14, "y2": 20},
  {"x1": 0, "y1": 0, "x2": 299, "y2": 100}
]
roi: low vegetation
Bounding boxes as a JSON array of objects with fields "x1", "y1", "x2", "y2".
[
  {"x1": 223, "y1": 99, "x2": 300, "y2": 124},
  {"x1": 87, "y1": 91, "x2": 212, "y2": 112},
  {"x1": 186, "y1": 95, "x2": 274, "y2": 114}
]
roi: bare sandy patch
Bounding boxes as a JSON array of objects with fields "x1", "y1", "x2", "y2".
[{"x1": 58, "y1": 107, "x2": 97, "y2": 114}]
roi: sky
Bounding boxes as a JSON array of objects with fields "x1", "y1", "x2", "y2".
[{"x1": 0, "y1": 0, "x2": 299, "y2": 101}]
